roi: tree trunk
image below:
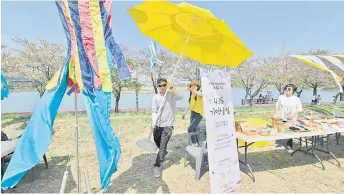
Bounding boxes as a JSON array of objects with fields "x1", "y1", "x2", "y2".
[
  {"x1": 135, "y1": 90, "x2": 139, "y2": 112},
  {"x1": 312, "y1": 84, "x2": 318, "y2": 96},
  {"x1": 275, "y1": 82, "x2": 282, "y2": 95},
  {"x1": 37, "y1": 88, "x2": 44, "y2": 97},
  {"x1": 36, "y1": 83, "x2": 45, "y2": 97},
  {"x1": 334, "y1": 92, "x2": 340, "y2": 104},
  {"x1": 296, "y1": 90, "x2": 303, "y2": 97},
  {"x1": 244, "y1": 88, "x2": 250, "y2": 101},
  {"x1": 248, "y1": 98, "x2": 253, "y2": 107},
  {"x1": 115, "y1": 92, "x2": 121, "y2": 113},
  {"x1": 196, "y1": 67, "x2": 201, "y2": 82},
  {"x1": 244, "y1": 93, "x2": 248, "y2": 102},
  {"x1": 340, "y1": 93, "x2": 344, "y2": 101},
  {"x1": 340, "y1": 86, "x2": 344, "y2": 101},
  {"x1": 243, "y1": 88, "x2": 250, "y2": 105}
]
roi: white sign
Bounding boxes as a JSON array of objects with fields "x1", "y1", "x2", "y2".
[{"x1": 200, "y1": 67, "x2": 241, "y2": 193}]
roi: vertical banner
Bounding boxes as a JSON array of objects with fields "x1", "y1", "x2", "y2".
[{"x1": 200, "y1": 67, "x2": 241, "y2": 193}]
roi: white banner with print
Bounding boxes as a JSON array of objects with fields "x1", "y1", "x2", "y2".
[{"x1": 200, "y1": 67, "x2": 241, "y2": 193}]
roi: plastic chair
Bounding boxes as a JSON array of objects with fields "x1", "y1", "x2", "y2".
[
  {"x1": 333, "y1": 109, "x2": 344, "y2": 118},
  {"x1": 184, "y1": 141, "x2": 208, "y2": 180},
  {"x1": 187, "y1": 120, "x2": 206, "y2": 146},
  {"x1": 184, "y1": 120, "x2": 208, "y2": 180}
]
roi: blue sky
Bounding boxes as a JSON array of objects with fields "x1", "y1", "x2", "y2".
[{"x1": 2, "y1": 1, "x2": 344, "y2": 57}]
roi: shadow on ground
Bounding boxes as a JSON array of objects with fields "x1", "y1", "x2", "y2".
[
  {"x1": 107, "y1": 133, "x2": 195, "y2": 193},
  {"x1": 3, "y1": 156, "x2": 76, "y2": 193},
  {"x1": 238, "y1": 135, "x2": 344, "y2": 176},
  {"x1": 4, "y1": 129, "x2": 342, "y2": 193}
]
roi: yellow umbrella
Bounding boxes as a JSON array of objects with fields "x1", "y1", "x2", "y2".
[
  {"x1": 128, "y1": 0, "x2": 253, "y2": 152},
  {"x1": 127, "y1": 0, "x2": 253, "y2": 69}
]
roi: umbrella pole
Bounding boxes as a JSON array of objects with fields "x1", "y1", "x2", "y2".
[
  {"x1": 169, "y1": 39, "x2": 189, "y2": 80},
  {"x1": 74, "y1": 91, "x2": 81, "y2": 193},
  {"x1": 155, "y1": 38, "x2": 189, "y2": 128},
  {"x1": 149, "y1": 39, "x2": 189, "y2": 135},
  {"x1": 136, "y1": 39, "x2": 189, "y2": 152},
  {"x1": 154, "y1": 38, "x2": 189, "y2": 128}
]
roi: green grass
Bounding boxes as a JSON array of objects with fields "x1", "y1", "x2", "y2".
[
  {"x1": 234, "y1": 106, "x2": 275, "y2": 112},
  {"x1": 3, "y1": 104, "x2": 344, "y2": 123},
  {"x1": 302, "y1": 104, "x2": 344, "y2": 118}
]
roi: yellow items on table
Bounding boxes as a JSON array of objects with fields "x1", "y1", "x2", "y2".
[{"x1": 235, "y1": 118, "x2": 273, "y2": 147}]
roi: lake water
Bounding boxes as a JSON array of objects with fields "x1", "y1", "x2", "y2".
[{"x1": 1, "y1": 87, "x2": 338, "y2": 113}]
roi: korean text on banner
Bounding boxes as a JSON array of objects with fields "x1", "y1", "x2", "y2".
[{"x1": 200, "y1": 67, "x2": 241, "y2": 193}]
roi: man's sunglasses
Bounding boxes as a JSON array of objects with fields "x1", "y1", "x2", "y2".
[{"x1": 158, "y1": 84, "x2": 167, "y2": 88}]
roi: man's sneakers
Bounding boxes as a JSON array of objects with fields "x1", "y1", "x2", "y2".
[{"x1": 153, "y1": 166, "x2": 162, "y2": 178}]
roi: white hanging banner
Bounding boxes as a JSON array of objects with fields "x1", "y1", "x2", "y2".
[
  {"x1": 306, "y1": 55, "x2": 329, "y2": 69},
  {"x1": 291, "y1": 55, "x2": 343, "y2": 93},
  {"x1": 334, "y1": 55, "x2": 344, "y2": 59},
  {"x1": 200, "y1": 66, "x2": 241, "y2": 193},
  {"x1": 304, "y1": 56, "x2": 343, "y2": 92},
  {"x1": 320, "y1": 55, "x2": 344, "y2": 72},
  {"x1": 290, "y1": 55, "x2": 327, "y2": 70}
]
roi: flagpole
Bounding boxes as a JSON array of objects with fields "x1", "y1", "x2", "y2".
[
  {"x1": 147, "y1": 39, "x2": 154, "y2": 116},
  {"x1": 72, "y1": 60, "x2": 81, "y2": 193},
  {"x1": 74, "y1": 90, "x2": 81, "y2": 193}
]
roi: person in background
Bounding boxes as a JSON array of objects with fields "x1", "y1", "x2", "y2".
[
  {"x1": 312, "y1": 95, "x2": 317, "y2": 105},
  {"x1": 151, "y1": 78, "x2": 183, "y2": 178},
  {"x1": 275, "y1": 84, "x2": 303, "y2": 152},
  {"x1": 333, "y1": 95, "x2": 337, "y2": 104},
  {"x1": 182, "y1": 80, "x2": 203, "y2": 146},
  {"x1": 317, "y1": 95, "x2": 321, "y2": 105},
  {"x1": 258, "y1": 94, "x2": 263, "y2": 104},
  {"x1": 265, "y1": 95, "x2": 269, "y2": 103}
]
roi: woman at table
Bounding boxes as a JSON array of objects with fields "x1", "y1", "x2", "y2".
[
  {"x1": 275, "y1": 83, "x2": 303, "y2": 152},
  {"x1": 182, "y1": 80, "x2": 204, "y2": 146}
]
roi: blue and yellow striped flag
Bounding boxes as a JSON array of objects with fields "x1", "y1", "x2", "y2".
[{"x1": 2, "y1": 1, "x2": 128, "y2": 191}]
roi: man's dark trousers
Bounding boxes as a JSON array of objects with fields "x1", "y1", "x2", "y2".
[{"x1": 153, "y1": 126, "x2": 173, "y2": 167}]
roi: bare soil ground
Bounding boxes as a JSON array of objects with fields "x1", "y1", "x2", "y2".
[{"x1": 1, "y1": 112, "x2": 344, "y2": 193}]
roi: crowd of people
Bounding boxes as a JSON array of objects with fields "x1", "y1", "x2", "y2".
[{"x1": 258, "y1": 94, "x2": 273, "y2": 104}]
